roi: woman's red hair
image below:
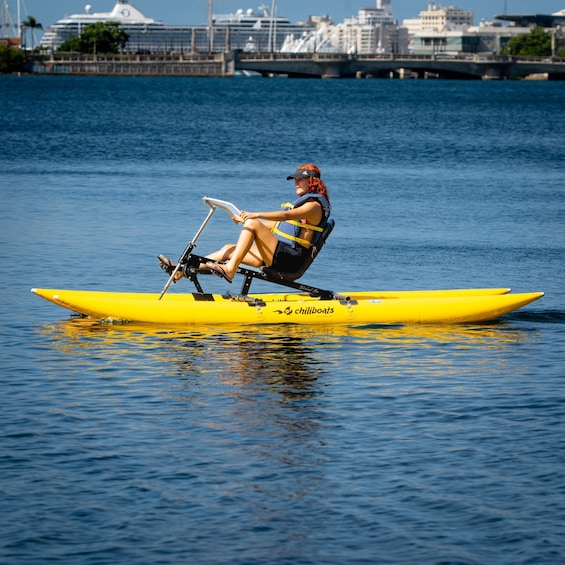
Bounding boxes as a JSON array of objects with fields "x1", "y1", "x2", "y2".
[{"x1": 296, "y1": 163, "x2": 330, "y2": 203}]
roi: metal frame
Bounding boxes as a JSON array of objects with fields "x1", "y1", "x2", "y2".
[{"x1": 180, "y1": 253, "x2": 338, "y2": 300}]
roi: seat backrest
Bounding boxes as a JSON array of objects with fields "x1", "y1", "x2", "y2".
[{"x1": 263, "y1": 218, "x2": 335, "y2": 282}]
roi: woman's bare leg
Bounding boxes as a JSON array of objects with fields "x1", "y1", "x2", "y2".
[
  {"x1": 215, "y1": 219, "x2": 278, "y2": 279},
  {"x1": 203, "y1": 244, "x2": 236, "y2": 264},
  {"x1": 161, "y1": 220, "x2": 278, "y2": 281}
]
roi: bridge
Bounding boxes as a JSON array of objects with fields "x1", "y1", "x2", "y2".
[
  {"x1": 236, "y1": 53, "x2": 565, "y2": 80},
  {"x1": 26, "y1": 52, "x2": 565, "y2": 80}
]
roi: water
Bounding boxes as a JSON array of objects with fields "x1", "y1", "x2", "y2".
[{"x1": 1, "y1": 76, "x2": 564, "y2": 564}]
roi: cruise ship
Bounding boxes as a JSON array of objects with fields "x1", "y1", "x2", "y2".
[{"x1": 40, "y1": 0, "x2": 315, "y2": 53}]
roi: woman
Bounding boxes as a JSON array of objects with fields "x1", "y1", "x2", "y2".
[{"x1": 159, "y1": 163, "x2": 331, "y2": 283}]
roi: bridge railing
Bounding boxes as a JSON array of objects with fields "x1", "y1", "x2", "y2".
[
  {"x1": 42, "y1": 52, "x2": 230, "y2": 63},
  {"x1": 237, "y1": 52, "x2": 564, "y2": 64}
]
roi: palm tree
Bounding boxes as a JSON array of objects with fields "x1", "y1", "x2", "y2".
[{"x1": 21, "y1": 16, "x2": 43, "y2": 51}]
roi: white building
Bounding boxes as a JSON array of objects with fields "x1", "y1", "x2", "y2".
[
  {"x1": 419, "y1": 2, "x2": 473, "y2": 30},
  {"x1": 282, "y1": 1, "x2": 409, "y2": 55},
  {"x1": 400, "y1": 1, "x2": 546, "y2": 56},
  {"x1": 403, "y1": 2, "x2": 473, "y2": 36}
]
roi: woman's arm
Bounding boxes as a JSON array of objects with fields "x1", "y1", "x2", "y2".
[{"x1": 240, "y1": 201, "x2": 322, "y2": 225}]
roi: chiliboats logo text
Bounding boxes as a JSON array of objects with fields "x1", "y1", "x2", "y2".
[{"x1": 274, "y1": 306, "x2": 335, "y2": 316}]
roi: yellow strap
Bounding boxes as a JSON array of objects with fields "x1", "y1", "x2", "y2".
[
  {"x1": 285, "y1": 219, "x2": 324, "y2": 232},
  {"x1": 272, "y1": 225, "x2": 312, "y2": 249},
  {"x1": 279, "y1": 201, "x2": 324, "y2": 231}
]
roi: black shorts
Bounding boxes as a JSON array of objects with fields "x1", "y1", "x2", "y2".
[{"x1": 271, "y1": 241, "x2": 308, "y2": 273}]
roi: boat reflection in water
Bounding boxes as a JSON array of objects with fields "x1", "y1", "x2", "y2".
[{"x1": 37, "y1": 316, "x2": 537, "y2": 395}]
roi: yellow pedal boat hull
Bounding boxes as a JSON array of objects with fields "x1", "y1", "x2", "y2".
[{"x1": 31, "y1": 287, "x2": 544, "y2": 325}]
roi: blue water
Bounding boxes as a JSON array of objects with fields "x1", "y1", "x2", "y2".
[{"x1": 1, "y1": 76, "x2": 564, "y2": 564}]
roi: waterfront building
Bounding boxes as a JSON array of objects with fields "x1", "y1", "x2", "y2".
[
  {"x1": 338, "y1": 0, "x2": 408, "y2": 55},
  {"x1": 409, "y1": 21, "x2": 534, "y2": 56},
  {"x1": 467, "y1": 22, "x2": 536, "y2": 55},
  {"x1": 420, "y1": 2, "x2": 473, "y2": 29},
  {"x1": 403, "y1": 2, "x2": 473, "y2": 37},
  {"x1": 403, "y1": 2, "x2": 537, "y2": 55},
  {"x1": 281, "y1": 1, "x2": 409, "y2": 55}
]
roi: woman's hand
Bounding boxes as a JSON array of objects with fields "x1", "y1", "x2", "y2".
[{"x1": 239, "y1": 210, "x2": 258, "y2": 222}]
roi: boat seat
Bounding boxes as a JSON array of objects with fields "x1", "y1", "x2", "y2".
[
  {"x1": 232, "y1": 218, "x2": 335, "y2": 298},
  {"x1": 262, "y1": 218, "x2": 335, "y2": 282}
]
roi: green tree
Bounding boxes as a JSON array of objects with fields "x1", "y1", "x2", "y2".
[
  {"x1": 58, "y1": 22, "x2": 129, "y2": 54},
  {"x1": 21, "y1": 15, "x2": 43, "y2": 50},
  {"x1": 501, "y1": 27, "x2": 552, "y2": 57},
  {"x1": 0, "y1": 45, "x2": 27, "y2": 73}
]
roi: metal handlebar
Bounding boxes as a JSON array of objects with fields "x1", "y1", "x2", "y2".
[{"x1": 158, "y1": 196, "x2": 241, "y2": 300}]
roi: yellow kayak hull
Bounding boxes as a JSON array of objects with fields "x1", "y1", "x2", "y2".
[{"x1": 31, "y1": 287, "x2": 544, "y2": 325}]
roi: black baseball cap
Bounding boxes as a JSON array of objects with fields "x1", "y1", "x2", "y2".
[{"x1": 286, "y1": 168, "x2": 321, "y2": 180}]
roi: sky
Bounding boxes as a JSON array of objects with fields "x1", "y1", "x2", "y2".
[{"x1": 8, "y1": 1, "x2": 565, "y2": 34}]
